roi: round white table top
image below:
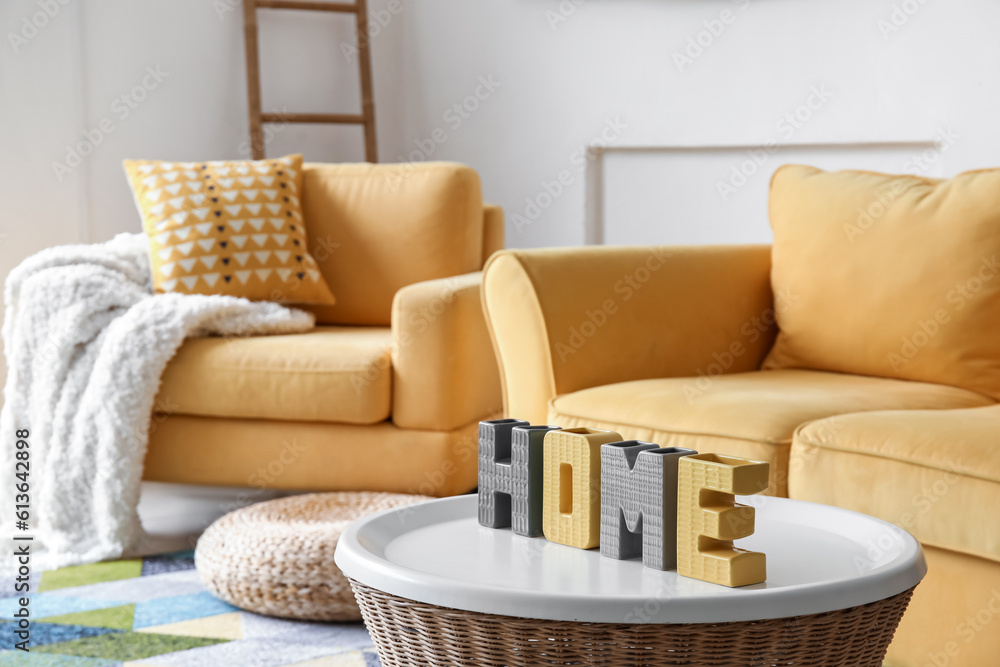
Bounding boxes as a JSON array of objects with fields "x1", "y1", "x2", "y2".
[{"x1": 334, "y1": 494, "x2": 926, "y2": 623}]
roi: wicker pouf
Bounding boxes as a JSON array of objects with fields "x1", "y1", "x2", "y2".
[{"x1": 195, "y1": 491, "x2": 431, "y2": 621}]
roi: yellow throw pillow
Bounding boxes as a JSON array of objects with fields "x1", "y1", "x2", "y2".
[
  {"x1": 124, "y1": 154, "x2": 335, "y2": 305},
  {"x1": 764, "y1": 164, "x2": 1000, "y2": 399}
]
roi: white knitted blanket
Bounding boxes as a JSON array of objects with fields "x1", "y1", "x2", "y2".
[{"x1": 0, "y1": 233, "x2": 313, "y2": 568}]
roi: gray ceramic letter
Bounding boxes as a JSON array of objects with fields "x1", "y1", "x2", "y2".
[
  {"x1": 478, "y1": 419, "x2": 559, "y2": 536},
  {"x1": 600, "y1": 442, "x2": 698, "y2": 570},
  {"x1": 511, "y1": 424, "x2": 561, "y2": 536}
]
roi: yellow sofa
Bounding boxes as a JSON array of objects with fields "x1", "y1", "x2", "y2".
[
  {"x1": 142, "y1": 162, "x2": 503, "y2": 498},
  {"x1": 482, "y1": 165, "x2": 1000, "y2": 666}
]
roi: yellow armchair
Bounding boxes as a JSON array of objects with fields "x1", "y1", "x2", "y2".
[{"x1": 143, "y1": 162, "x2": 503, "y2": 498}]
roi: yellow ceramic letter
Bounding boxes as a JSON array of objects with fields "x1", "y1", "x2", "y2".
[
  {"x1": 542, "y1": 428, "x2": 622, "y2": 549},
  {"x1": 677, "y1": 453, "x2": 769, "y2": 587}
]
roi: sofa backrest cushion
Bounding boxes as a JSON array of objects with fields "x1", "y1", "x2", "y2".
[
  {"x1": 764, "y1": 164, "x2": 1000, "y2": 399},
  {"x1": 301, "y1": 162, "x2": 484, "y2": 325}
]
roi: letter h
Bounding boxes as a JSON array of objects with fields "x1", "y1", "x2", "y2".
[{"x1": 478, "y1": 419, "x2": 559, "y2": 536}]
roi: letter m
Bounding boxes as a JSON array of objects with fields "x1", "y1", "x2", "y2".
[{"x1": 600, "y1": 442, "x2": 697, "y2": 570}]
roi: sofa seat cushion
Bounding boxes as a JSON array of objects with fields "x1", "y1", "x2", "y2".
[
  {"x1": 790, "y1": 405, "x2": 1000, "y2": 563},
  {"x1": 145, "y1": 414, "x2": 480, "y2": 496},
  {"x1": 157, "y1": 325, "x2": 392, "y2": 424},
  {"x1": 547, "y1": 369, "x2": 992, "y2": 496}
]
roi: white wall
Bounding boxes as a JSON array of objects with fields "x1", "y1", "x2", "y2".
[
  {"x1": 598, "y1": 142, "x2": 945, "y2": 246},
  {"x1": 5, "y1": 0, "x2": 1000, "y2": 267},
  {"x1": 1, "y1": 2, "x2": 87, "y2": 272},
  {"x1": 1, "y1": 0, "x2": 407, "y2": 280},
  {"x1": 396, "y1": 0, "x2": 1000, "y2": 247}
]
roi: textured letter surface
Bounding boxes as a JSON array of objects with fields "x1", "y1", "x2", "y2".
[
  {"x1": 601, "y1": 443, "x2": 697, "y2": 570},
  {"x1": 677, "y1": 453, "x2": 769, "y2": 587},
  {"x1": 542, "y1": 428, "x2": 622, "y2": 549},
  {"x1": 478, "y1": 419, "x2": 529, "y2": 529},
  {"x1": 511, "y1": 425, "x2": 561, "y2": 536}
]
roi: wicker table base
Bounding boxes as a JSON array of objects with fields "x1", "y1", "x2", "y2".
[{"x1": 351, "y1": 580, "x2": 913, "y2": 667}]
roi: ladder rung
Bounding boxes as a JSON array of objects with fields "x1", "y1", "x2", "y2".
[
  {"x1": 262, "y1": 112, "x2": 367, "y2": 125},
  {"x1": 256, "y1": 1, "x2": 358, "y2": 13}
]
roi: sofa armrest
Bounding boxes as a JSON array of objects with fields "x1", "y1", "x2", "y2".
[
  {"x1": 482, "y1": 245, "x2": 776, "y2": 424},
  {"x1": 391, "y1": 272, "x2": 502, "y2": 430}
]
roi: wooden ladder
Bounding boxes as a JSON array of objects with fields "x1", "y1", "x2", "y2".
[{"x1": 242, "y1": 0, "x2": 377, "y2": 162}]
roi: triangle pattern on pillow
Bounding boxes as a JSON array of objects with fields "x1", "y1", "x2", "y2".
[{"x1": 124, "y1": 154, "x2": 333, "y2": 304}]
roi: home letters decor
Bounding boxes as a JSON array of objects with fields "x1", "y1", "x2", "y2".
[{"x1": 477, "y1": 420, "x2": 770, "y2": 587}]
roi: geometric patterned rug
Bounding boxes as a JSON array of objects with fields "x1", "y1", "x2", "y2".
[{"x1": 0, "y1": 551, "x2": 381, "y2": 666}]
